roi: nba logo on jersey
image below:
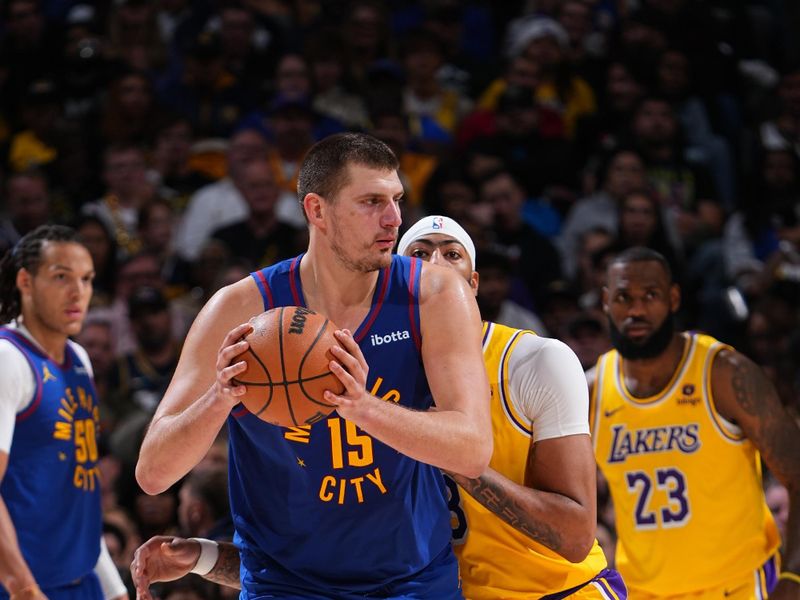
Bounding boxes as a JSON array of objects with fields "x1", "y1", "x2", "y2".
[{"x1": 432, "y1": 217, "x2": 444, "y2": 230}]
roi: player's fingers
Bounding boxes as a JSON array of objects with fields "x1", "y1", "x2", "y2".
[
  {"x1": 218, "y1": 339, "x2": 250, "y2": 368},
  {"x1": 221, "y1": 322, "x2": 253, "y2": 350},
  {"x1": 329, "y1": 345, "x2": 365, "y2": 380},
  {"x1": 219, "y1": 360, "x2": 248, "y2": 384},
  {"x1": 333, "y1": 330, "x2": 368, "y2": 369},
  {"x1": 329, "y1": 359, "x2": 359, "y2": 394}
]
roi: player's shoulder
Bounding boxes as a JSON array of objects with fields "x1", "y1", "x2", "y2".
[
  {"x1": 511, "y1": 332, "x2": 578, "y2": 369},
  {"x1": 417, "y1": 259, "x2": 471, "y2": 298}
]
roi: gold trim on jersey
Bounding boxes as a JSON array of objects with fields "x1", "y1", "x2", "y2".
[
  {"x1": 483, "y1": 321, "x2": 533, "y2": 436},
  {"x1": 614, "y1": 333, "x2": 694, "y2": 406}
]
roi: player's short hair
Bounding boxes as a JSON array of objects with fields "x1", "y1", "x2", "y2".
[
  {"x1": 608, "y1": 246, "x2": 673, "y2": 283},
  {"x1": 297, "y1": 133, "x2": 398, "y2": 204}
]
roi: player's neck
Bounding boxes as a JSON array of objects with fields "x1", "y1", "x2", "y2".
[
  {"x1": 17, "y1": 314, "x2": 69, "y2": 364},
  {"x1": 620, "y1": 332, "x2": 686, "y2": 398},
  {"x1": 300, "y1": 246, "x2": 381, "y2": 331}
]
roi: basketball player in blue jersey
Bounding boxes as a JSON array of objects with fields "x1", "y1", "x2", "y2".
[
  {"x1": 591, "y1": 247, "x2": 800, "y2": 599},
  {"x1": 129, "y1": 216, "x2": 626, "y2": 599},
  {"x1": 133, "y1": 133, "x2": 492, "y2": 599},
  {"x1": 0, "y1": 226, "x2": 128, "y2": 600}
]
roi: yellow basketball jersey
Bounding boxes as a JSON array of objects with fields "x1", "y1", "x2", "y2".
[
  {"x1": 590, "y1": 333, "x2": 780, "y2": 596},
  {"x1": 454, "y1": 322, "x2": 608, "y2": 599}
]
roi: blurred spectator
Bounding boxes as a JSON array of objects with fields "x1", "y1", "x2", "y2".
[
  {"x1": 157, "y1": 30, "x2": 256, "y2": 138},
  {"x1": 0, "y1": 169, "x2": 51, "y2": 253},
  {"x1": 107, "y1": 0, "x2": 168, "y2": 71},
  {"x1": 75, "y1": 214, "x2": 119, "y2": 307},
  {"x1": 306, "y1": 31, "x2": 369, "y2": 130},
  {"x1": 178, "y1": 467, "x2": 232, "y2": 541},
  {"x1": 100, "y1": 70, "x2": 160, "y2": 146},
  {"x1": 174, "y1": 127, "x2": 268, "y2": 261},
  {"x1": 0, "y1": 0, "x2": 58, "y2": 121},
  {"x1": 574, "y1": 60, "x2": 646, "y2": 167},
  {"x1": 476, "y1": 249, "x2": 547, "y2": 334},
  {"x1": 421, "y1": 162, "x2": 480, "y2": 233},
  {"x1": 506, "y1": 15, "x2": 597, "y2": 137},
  {"x1": 210, "y1": 160, "x2": 306, "y2": 267},
  {"x1": 616, "y1": 189, "x2": 683, "y2": 275},
  {"x1": 562, "y1": 312, "x2": 610, "y2": 371},
  {"x1": 480, "y1": 170, "x2": 561, "y2": 307},
  {"x1": 8, "y1": 78, "x2": 61, "y2": 175},
  {"x1": 82, "y1": 144, "x2": 155, "y2": 258},
  {"x1": 627, "y1": 95, "x2": 723, "y2": 253},
  {"x1": 537, "y1": 280, "x2": 581, "y2": 341},
  {"x1": 89, "y1": 250, "x2": 192, "y2": 355},
  {"x1": 480, "y1": 167, "x2": 563, "y2": 309},
  {"x1": 216, "y1": 3, "x2": 283, "y2": 94},
  {"x1": 655, "y1": 47, "x2": 736, "y2": 209},
  {"x1": 758, "y1": 64, "x2": 800, "y2": 158},
  {"x1": 368, "y1": 102, "x2": 438, "y2": 211},
  {"x1": 109, "y1": 286, "x2": 181, "y2": 414},
  {"x1": 76, "y1": 316, "x2": 117, "y2": 426},
  {"x1": 149, "y1": 114, "x2": 214, "y2": 210},
  {"x1": 723, "y1": 148, "x2": 800, "y2": 297},
  {"x1": 341, "y1": 0, "x2": 394, "y2": 86},
  {"x1": 572, "y1": 227, "x2": 614, "y2": 299},
  {"x1": 764, "y1": 475, "x2": 790, "y2": 543},
  {"x1": 401, "y1": 28, "x2": 473, "y2": 146}
]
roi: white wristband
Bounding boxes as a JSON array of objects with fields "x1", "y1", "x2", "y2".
[{"x1": 189, "y1": 538, "x2": 220, "y2": 576}]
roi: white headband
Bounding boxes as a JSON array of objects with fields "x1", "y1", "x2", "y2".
[{"x1": 397, "y1": 215, "x2": 477, "y2": 270}]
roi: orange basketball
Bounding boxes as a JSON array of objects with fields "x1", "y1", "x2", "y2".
[{"x1": 233, "y1": 306, "x2": 344, "y2": 427}]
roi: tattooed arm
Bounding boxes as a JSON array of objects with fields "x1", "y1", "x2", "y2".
[
  {"x1": 450, "y1": 336, "x2": 597, "y2": 563},
  {"x1": 450, "y1": 434, "x2": 597, "y2": 562},
  {"x1": 202, "y1": 543, "x2": 241, "y2": 589},
  {"x1": 712, "y1": 350, "x2": 800, "y2": 594},
  {"x1": 131, "y1": 537, "x2": 241, "y2": 600}
]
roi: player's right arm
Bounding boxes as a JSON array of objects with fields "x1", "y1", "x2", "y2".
[
  {"x1": 0, "y1": 343, "x2": 46, "y2": 599},
  {"x1": 131, "y1": 537, "x2": 241, "y2": 600},
  {"x1": 450, "y1": 336, "x2": 597, "y2": 562},
  {"x1": 136, "y1": 278, "x2": 263, "y2": 494},
  {"x1": 0, "y1": 453, "x2": 46, "y2": 600}
]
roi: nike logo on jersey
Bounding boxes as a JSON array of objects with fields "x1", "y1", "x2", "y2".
[
  {"x1": 42, "y1": 364, "x2": 57, "y2": 383},
  {"x1": 370, "y1": 330, "x2": 411, "y2": 346},
  {"x1": 608, "y1": 423, "x2": 701, "y2": 463},
  {"x1": 604, "y1": 405, "x2": 624, "y2": 418}
]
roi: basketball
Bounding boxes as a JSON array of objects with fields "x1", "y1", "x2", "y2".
[{"x1": 233, "y1": 306, "x2": 344, "y2": 427}]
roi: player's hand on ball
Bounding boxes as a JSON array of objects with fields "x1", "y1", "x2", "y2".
[
  {"x1": 131, "y1": 536, "x2": 201, "y2": 600},
  {"x1": 214, "y1": 322, "x2": 253, "y2": 406},
  {"x1": 326, "y1": 329, "x2": 372, "y2": 419}
]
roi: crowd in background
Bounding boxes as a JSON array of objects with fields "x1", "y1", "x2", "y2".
[{"x1": 1, "y1": 0, "x2": 799, "y2": 597}]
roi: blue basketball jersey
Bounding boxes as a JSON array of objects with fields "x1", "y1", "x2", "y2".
[
  {"x1": 0, "y1": 327, "x2": 101, "y2": 589},
  {"x1": 230, "y1": 254, "x2": 453, "y2": 593}
]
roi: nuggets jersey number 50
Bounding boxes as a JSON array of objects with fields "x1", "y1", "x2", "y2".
[{"x1": 590, "y1": 332, "x2": 779, "y2": 595}]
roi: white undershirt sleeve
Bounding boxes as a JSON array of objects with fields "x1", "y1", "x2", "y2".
[
  {"x1": 0, "y1": 339, "x2": 36, "y2": 454},
  {"x1": 506, "y1": 334, "x2": 591, "y2": 443},
  {"x1": 95, "y1": 537, "x2": 128, "y2": 599}
]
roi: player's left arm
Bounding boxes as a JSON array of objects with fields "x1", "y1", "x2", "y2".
[
  {"x1": 712, "y1": 349, "x2": 800, "y2": 591},
  {"x1": 451, "y1": 336, "x2": 597, "y2": 562}
]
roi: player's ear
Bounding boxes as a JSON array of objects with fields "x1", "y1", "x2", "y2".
[
  {"x1": 303, "y1": 193, "x2": 325, "y2": 226},
  {"x1": 16, "y1": 268, "x2": 32, "y2": 297},
  {"x1": 601, "y1": 286, "x2": 610, "y2": 313},
  {"x1": 470, "y1": 271, "x2": 479, "y2": 297},
  {"x1": 670, "y1": 283, "x2": 681, "y2": 312}
]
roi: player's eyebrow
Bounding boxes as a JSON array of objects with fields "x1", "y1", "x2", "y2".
[{"x1": 412, "y1": 237, "x2": 466, "y2": 252}]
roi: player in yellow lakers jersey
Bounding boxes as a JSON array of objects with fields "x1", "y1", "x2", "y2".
[
  {"x1": 128, "y1": 216, "x2": 627, "y2": 598},
  {"x1": 399, "y1": 216, "x2": 626, "y2": 599},
  {"x1": 590, "y1": 247, "x2": 800, "y2": 599}
]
